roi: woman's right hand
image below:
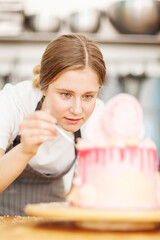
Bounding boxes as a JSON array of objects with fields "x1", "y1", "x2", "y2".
[{"x1": 19, "y1": 110, "x2": 58, "y2": 157}]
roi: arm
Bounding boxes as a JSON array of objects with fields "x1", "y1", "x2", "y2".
[
  {"x1": 0, "y1": 144, "x2": 33, "y2": 192},
  {"x1": 0, "y1": 110, "x2": 57, "y2": 193}
]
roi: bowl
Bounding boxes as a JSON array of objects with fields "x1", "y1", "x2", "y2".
[
  {"x1": 69, "y1": 9, "x2": 101, "y2": 33},
  {"x1": 107, "y1": 0, "x2": 160, "y2": 34},
  {"x1": 25, "y1": 13, "x2": 61, "y2": 32}
]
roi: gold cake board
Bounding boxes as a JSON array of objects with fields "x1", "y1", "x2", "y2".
[{"x1": 24, "y1": 202, "x2": 160, "y2": 231}]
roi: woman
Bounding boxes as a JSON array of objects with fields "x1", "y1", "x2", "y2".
[{"x1": 0, "y1": 33, "x2": 106, "y2": 215}]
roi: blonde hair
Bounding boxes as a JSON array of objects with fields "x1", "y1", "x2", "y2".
[
  {"x1": 32, "y1": 34, "x2": 106, "y2": 90},
  {"x1": 32, "y1": 64, "x2": 41, "y2": 88}
]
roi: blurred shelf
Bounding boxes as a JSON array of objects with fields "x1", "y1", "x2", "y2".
[{"x1": 0, "y1": 32, "x2": 160, "y2": 45}]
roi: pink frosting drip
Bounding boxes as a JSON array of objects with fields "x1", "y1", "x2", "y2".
[{"x1": 77, "y1": 147, "x2": 159, "y2": 184}]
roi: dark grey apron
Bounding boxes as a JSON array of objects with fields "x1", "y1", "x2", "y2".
[{"x1": 0, "y1": 96, "x2": 81, "y2": 216}]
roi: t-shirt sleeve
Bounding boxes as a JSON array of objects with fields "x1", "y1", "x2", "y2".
[
  {"x1": 81, "y1": 98, "x2": 105, "y2": 139},
  {"x1": 0, "y1": 91, "x2": 17, "y2": 150},
  {"x1": 0, "y1": 81, "x2": 42, "y2": 151}
]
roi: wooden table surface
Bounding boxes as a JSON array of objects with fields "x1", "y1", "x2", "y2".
[{"x1": 0, "y1": 216, "x2": 160, "y2": 240}]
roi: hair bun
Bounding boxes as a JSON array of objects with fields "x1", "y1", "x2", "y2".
[
  {"x1": 33, "y1": 64, "x2": 41, "y2": 75},
  {"x1": 32, "y1": 65, "x2": 41, "y2": 88}
]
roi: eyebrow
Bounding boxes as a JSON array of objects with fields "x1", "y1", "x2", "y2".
[{"x1": 56, "y1": 88, "x2": 98, "y2": 94}]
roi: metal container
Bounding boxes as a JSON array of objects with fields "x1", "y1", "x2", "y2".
[
  {"x1": 25, "y1": 13, "x2": 61, "y2": 32},
  {"x1": 107, "y1": 0, "x2": 160, "y2": 34},
  {"x1": 69, "y1": 9, "x2": 101, "y2": 33}
]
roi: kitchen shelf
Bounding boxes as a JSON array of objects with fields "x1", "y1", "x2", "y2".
[{"x1": 0, "y1": 32, "x2": 160, "y2": 45}]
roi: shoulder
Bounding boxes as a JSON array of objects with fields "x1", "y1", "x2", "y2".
[
  {"x1": 90, "y1": 98, "x2": 105, "y2": 119},
  {"x1": 0, "y1": 81, "x2": 42, "y2": 150},
  {"x1": 2, "y1": 80, "x2": 41, "y2": 99},
  {"x1": 0, "y1": 80, "x2": 43, "y2": 114},
  {"x1": 81, "y1": 98, "x2": 104, "y2": 134},
  {"x1": 94, "y1": 98, "x2": 105, "y2": 111}
]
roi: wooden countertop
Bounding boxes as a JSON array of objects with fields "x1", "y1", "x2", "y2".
[{"x1": 0, "y1": 216, "x2": 160, "y2": 240}]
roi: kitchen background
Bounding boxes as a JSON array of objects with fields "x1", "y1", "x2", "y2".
[{"x1": 0, "y1": 0, "x2": 160, "y2": 191}]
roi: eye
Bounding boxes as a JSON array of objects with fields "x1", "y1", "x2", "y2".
[
  {"x1": 60, "y1": 92, "x2": 71, "y2": 98},
  {"x1": 83, "y1": 95, "x2": 94, "y2": 100}
]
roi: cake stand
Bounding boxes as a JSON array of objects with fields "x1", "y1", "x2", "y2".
[{"x1": 24, "y1": 202, "x2": 160, "y2": 231}]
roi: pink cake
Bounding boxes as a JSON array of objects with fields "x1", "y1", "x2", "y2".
[{"x1": 68, "y1": 93, "x2": 159, "y2": 209}]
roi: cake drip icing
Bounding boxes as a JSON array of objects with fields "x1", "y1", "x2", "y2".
[{"x1": 77, "y1": 147, "x2": 158, "y2": 180}]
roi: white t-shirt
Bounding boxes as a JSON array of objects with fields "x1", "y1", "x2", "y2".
[{"x1": 0, "y1": 80, "x2": 104, "y2": 175}]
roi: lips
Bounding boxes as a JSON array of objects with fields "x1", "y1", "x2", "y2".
[{"x1": 64, "y1": 117, "x2": 82, "y2": 124}]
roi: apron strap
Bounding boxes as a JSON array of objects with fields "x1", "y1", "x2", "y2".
[
  {"x1": 74, "y1": 128, "x2": 81, "y2": 156},
  {"x1": 35, "y1": 95, "x2": 45, "y2": 111}
]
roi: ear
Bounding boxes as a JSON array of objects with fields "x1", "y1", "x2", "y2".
[{"x1": 42, "y1": 88, "x2": 48, "y2": 96}]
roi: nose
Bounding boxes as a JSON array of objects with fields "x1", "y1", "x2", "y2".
[{"x1": 70, "y1": 98, "x2": 83, "y2": 115}]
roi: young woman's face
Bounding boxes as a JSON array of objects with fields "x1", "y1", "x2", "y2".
[{"x1": 43, "y1": 68, "x2": 100, "y2": 132}]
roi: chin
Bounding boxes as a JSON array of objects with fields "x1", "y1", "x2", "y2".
[
  {"x1": 63, "y1": 124, "x2": 81, "y2": 133},
  {"x1": 66, "y1": 127, "x2": 80, "y2": 132}
]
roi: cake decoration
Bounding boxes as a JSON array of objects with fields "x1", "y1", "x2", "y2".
[{"x1": 68, "y1": 93, "x2": 159, "y2": 209}]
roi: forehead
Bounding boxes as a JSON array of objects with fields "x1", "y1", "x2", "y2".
[{"x1": 51, "y1": 68, "x2": 100, "y2": 90}]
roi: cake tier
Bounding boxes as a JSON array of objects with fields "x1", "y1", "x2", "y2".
[{"x1": 72, "y1": 147, "x2": 159, "y2": 209}]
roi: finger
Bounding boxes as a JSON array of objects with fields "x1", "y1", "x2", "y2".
[
  {"x1": 20, "y1": 120, "x2": 58, "y2": 134},
  {"x1": 23, "y1": 135, "x2": 55, "y2": 145},
  {"x1": 21, "y1": 128, "x2": 57, "y2": 138},
  {"x1": 24, "y1": 110, "x2": 57, "y2": 124}
]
